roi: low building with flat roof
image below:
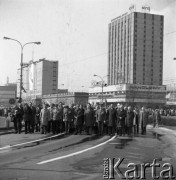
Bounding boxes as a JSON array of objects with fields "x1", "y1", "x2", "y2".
[
  {"x1": 0, "y1": 85, "x2": 17, "y2": 107},
  {"x1": 89, "y1": 84, "x2": 166, "y2": 108},
  {"x1": 41, "y1": 92, "x2": 89, "y2": 106},
  {"x1": 166, "y1": 83, "x2": 176, "y2": 106}
]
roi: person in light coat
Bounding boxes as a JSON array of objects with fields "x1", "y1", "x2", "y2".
[
  {"x1": 40, "y1": 104, "x2": 50, "y2": 134},
  {"x1": 153, "y1": 109, "x2": 161, "y2": 128},
  {"x1": 96, "y1": 104, "x2": 106, "y2": 135},
  {"x1": 63, "y1": 105, "x2": 72, "y2": 134}
]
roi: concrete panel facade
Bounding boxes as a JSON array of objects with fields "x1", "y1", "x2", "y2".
[{"x1": 108, "y1": 11, "x2": 164, "y2": 86}]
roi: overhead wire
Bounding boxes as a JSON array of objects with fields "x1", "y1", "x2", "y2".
[{"x1": 58, "y1": 25, "x2": 176, "y2": 85}]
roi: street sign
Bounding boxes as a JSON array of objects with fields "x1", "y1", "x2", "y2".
[{"x1": 9, "y1": 98, "x2": 15, "y2": 104}]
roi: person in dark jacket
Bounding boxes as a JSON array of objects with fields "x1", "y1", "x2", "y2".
[
  {"x1": 58, "y1": 103, "x2": 64, "y2": 133},
  {"x1": 84, "y1": 103, "x2": 94, "y2": 135},
  {"x1": 74, "y1": 105, "x2": 84, "y2": 135},
  {"x1": 48, "y1": 103, "x2": 54, "y2": 133},
  {"x1": 52, "y1": 104, "x2": 59, "y2": 134},
  {"x1": 116, "y1": 105, "x2": 126, "y2": 136},
  {"x1": 35, "y1": 105, "x2": 41, "y2": 132},
  {"x1": 140, "y1": 107, "x2": 149, "y2": 135},
  {"x1": 23, "y1": 103, "x2": 32, "y2": 134},
  {"x1": 133, "y1": 107, "x2": 139, "y2": 135},
  {"x1": 103, "y1": 107, "x2": 109, "y2": 135},
  {"x1": 126, "y1": 106, "x2": 134, "y2": 136},
  {"x1": 14, "y1": 103, "x2": 24, "y2": 134},
  {"x1": 29, "y1": 102, "x2": 36, "y2": 133},
  {"x1": 107, "y1": 104, "x2": 116, "y2": 136}
]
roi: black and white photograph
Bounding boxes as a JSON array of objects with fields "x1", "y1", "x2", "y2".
[{"x1": 0, "y1": 0, "x2": 176, "y2": 179}]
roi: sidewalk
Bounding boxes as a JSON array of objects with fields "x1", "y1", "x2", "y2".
[{"x1": 0, "y1": 116, "x2": 15, "y2": 135}]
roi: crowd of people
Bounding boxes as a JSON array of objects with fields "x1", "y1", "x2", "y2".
[{"x1": 7, "y1": 102, "x2": 163, "y2": 136}]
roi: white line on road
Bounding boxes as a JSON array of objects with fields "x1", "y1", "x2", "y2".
[
  {"x1": 0, "y1": 133, "x2": 65, "y2": 150},
  {"x1": 37, "y1": 135, "x2": 116, "y2": 165}
]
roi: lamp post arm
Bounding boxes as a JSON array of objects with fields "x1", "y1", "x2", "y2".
[
  {"x1": 22, "y1": 42, "x2": 39, "y2": 49},
  {"x1": 6, "y1": 38, "x2": 23, "y2": 49},
  {"x1": 96, "y1": 75, "x2": 104, "y2": 82}
]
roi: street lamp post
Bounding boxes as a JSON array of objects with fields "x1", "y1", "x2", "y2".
[
  {"x1": 4, "y1": 37, "x2": 41, "y2": 103},
  {"x1": 93, "y1": 74, "x2": 105, "y2": 103},
  {"x1": 81, "y1": 86, "x2": 84, "y2": 92}
]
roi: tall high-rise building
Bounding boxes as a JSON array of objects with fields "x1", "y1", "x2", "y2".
[
  {"x1": 17, "y1": 59, "x2": 58, "y2": 100},
  {"x1": 108, "y1": 11, "x2": 164, "y2": 86}
]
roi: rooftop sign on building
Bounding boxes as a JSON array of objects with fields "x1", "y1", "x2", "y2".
[
  {"x1": 141, "y1": 5, "x2": 150, "y2": 13},
  {"x1": 129, "y1": 4, "x2": 151, "y2": 13}
]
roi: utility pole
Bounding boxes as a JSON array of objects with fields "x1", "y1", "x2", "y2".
[{"x1": 4, "y1": 37, "x2": 41, "y2": 103}]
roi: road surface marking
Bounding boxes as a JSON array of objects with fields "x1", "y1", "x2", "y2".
[
  {"x1": 0, "y1": 145, "x2": 11, "y2": 150},
  {"x1": 109, "y1": 142, "x2": 121, "y2": 145},
  {"x1": 0, "y1": 133, "x2": 65, "y2": 150},
  {"x1": 37, "y1": 136, "x2": 116, "y2": 165}
]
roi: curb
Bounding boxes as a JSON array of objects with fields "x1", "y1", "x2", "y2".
[
  {"x1": 0, "y1": 128, "x2": 24, "y2": 136},
  {"x1": 0, "y1": 132, "x2": 65, "y2": 150}
]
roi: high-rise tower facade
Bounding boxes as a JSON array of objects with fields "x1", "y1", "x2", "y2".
[{"x1": 108, "y1": 12, "x2": 164, "y2": 86}]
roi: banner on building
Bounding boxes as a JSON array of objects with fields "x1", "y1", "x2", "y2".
[
  {"x1": 29, "y1": 63, "x2": 34, "y2": 91},
  {"x1": 127, "y1": 84, "x2": 166, "y2": 92}
]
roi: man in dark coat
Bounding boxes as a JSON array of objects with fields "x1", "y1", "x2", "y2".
[
  {"x1": 107, "y1": 104, "x2": 116, "y2": 136},
  {"x1": 29, "y1": 102, "x2": 36, "y2": 133},
  {"x1": 133, "y1": 107, "x2": 139, "y2": 135},
  {"x1": 48, "y1": 103, "x2": 54, "y2": 133},
  {"x1": 103, "y1": 107, "x2": 109, "y2": 135},
  {"x1": 58, "y1": 103, "x2": 64, "y2": 133},
  {"x1": 116, "y1": 105, "x2": 126, "y2": 136},
  {"x1": 126, "y1": 106, "x2": 134, "y2": 136},
  {"x1": 35, "y1": 105, "x2": 41, "y2": 132},
  {"x1": 14, "y1": 103, "x2": 24, "y2": 134},
  {"x1": 84, "y1": 103, "x2": 94, "y2": 135},
  {"x1": 140, "y1": 107, "x2": 149, "y2": 135},
  {"x1": 23, "y1": 103, "x2": 32, "y2": 134},
  {"x1": 52, "y1": 104, "x2": 59, "y2": 134},
  {"x1": 74, "y1": 105, "x2": 84, "y2": 135},
  {"x1": 63, "y1": 105, "x2": 74, "y2": 134}
]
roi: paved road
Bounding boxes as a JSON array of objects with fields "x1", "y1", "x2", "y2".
[{"x1": 0, "y1": 126, "x2": 176, "y2": 180}]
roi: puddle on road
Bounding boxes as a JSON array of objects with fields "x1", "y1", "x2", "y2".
[
  {"x1": 114, "y1": 137, "x2": 133, "y2": 149},
  {"x1": 152, "y1": 132, "x2": 163, "y2": 140},
  {"x1": 48, "y1": 135, "x2": 102, "y2": 152}
]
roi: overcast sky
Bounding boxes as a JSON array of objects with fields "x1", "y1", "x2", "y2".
[{"x1": 0, "y1": 0, "x2": 176, "y2": 91}]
